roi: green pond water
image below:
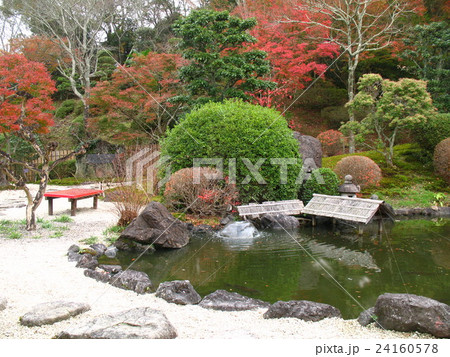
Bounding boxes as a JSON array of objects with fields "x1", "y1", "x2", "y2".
[{"x1": 111, "y1": 218, "x2": 450, "y2": 319}]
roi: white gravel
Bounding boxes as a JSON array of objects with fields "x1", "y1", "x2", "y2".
[{"x1": 0, "y1": 185, "x2": 433, "y2": 339}]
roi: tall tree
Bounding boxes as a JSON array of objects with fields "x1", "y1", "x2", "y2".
[
  {"x1": 401, "y1": 22, "x2": 450, "y2": 112},
  {"x1": 89, "y1": 52, "x2": 185, "y2": 144},
  {"x1": 0, "y1": 53, "x2": 86, "y2": 230},
  {"x1": 285, "y1": 0, "x2": 418, "y2": 153},
  {"x1": 171, "y1": 9, "x2": 276, "y2": 107},
  {"x1": 13, "y1": 0, "x2": 115, "y2": 137}
]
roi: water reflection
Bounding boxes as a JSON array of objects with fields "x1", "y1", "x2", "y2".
[{"x1": 110, "y1": 219, "x2": 450, "y2": 319}]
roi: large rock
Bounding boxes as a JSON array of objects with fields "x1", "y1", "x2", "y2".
[
  {"x1": 293, "y1": 132, "x2": 322, "y2": 170},
  {"x1": 256, "y1": 214, "x2": 300, "y2": 230},
  {"x1": 56, "y1": 307, "x2": 177, "y2": 339},
  {"x1": 374, "y1": 293, "x2": 450, "y2": 338},
  {"x1": 155, "y1": 280, "x2": 201, "y2": 305},
  {"x1": 20, "y1": 301, "x2": 90, "y2": 327},
  {"x1": 263, "y1": 300, "x2": 341, "y2": 322},
  {"x1": 0, "y1": 297, "x2": 7, "y2": 311},
  {"x1": 110, "y1": 270, "x2": 153, "y2": 294},
  {"x1": 199, "y1": 290, "x2": 269, "y2": 311},
  {"x1": 116, "y1": 202, "x2": 189, "y2": 250},
  {"x1": 75, "y1": 254, "x2": 98, "y2": 269}
]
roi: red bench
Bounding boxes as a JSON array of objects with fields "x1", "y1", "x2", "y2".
[{"x1": 44, "y1": 188, "x2": 103, "y2": 216}]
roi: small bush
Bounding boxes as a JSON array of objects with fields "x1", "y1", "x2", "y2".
[
  {"x1": 55, "y1": 99, "x2": 76, "y2": 118},
  {"x1": 317, "y1": 130, "x2": 346, "y2": 157},
  {"x1": 49, "y1": 159, "x2": 76, "y2": 179},
  {"x1": 160, "y1": 100, "x2": 301, "y2": 203},
  {"x1": 320, "y1": 106, "x2": 349, "y2": 129},
  {"x1": 433, "y1": 137, "x2": 450, "y2": 184},
  {"x1": 414, "y1": 113, "x2": 450, "y2": 153},
  {"x1": 108, "y1": 184, "x2": 150, "y2": 226},
  {"x1": 300, "y1": 168, "x2": 340, "y2": 204},
  {"x1": 296, "y1": 84, "x2": 347, "y2": 109},
  {"x1": 164, "y1": 167, "x2": 238, "y2": 216},
  {"x1": 334, "y1": 156, "x2": 382, "y2": 188}
]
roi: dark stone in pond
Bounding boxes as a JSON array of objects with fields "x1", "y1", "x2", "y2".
[
  {"x1": 114, "y1": 238, "x2": 156, "y2": 254},
  {"x1": 155, "y1": 280, "x2": 201, "y2": 305},
  {"x1": 191, "y1": 224, "x2": 215, "y2": 235},
  {"x1": 256, "y1": 214, "x2": 300, "y2": 230},
  {"x1": 374, "y1": 293, "x2": 450, "y2": 338},
  {"x1": 20, "y1": 301, "x2": 90, "y2": 327},
  {"x1": 99, "y1": 264, "x2": 122, "y2": 274},
  {"x1": 358, "y1": 307, "x2": 376, "y2": 327},
  {"x1": 117, "y1": 202, "x2": 189, "y2": 249},
  {"x1": 110, "y1": 270, "x2": 153, "y2": 294},
  {"x1": 199, "y1": 289, "x2": 269, "y2": 311},
  {"x1": 76, "y1": 254, "x2": 98, "y2": 269},
  {"x1": 104, "y1": 246, "x2": 118, "y2": 258},
  {"x1": 56, "y1": 307, "x2": 177, "y2": 339},
  {"x1": 84, "y1": 268, "x2": 112, "y2": 283},
  {"x1": 0, "y1": 297, "x2": 7, "y2": 311},
  {"x1": 263, "y1": 300, "x2": 342, "y2": 322},
  {"x1": 90, "y1": 243, "x2": 107, "y2": 256},
  {"x1": 220, "y1": 215, "x2": 233, "y2": 226}
]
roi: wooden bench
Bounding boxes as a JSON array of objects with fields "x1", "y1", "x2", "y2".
[{"x1": 44, "y1": 188, "x2": 103, "y2": 216}]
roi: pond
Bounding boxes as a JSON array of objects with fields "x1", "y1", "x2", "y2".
[{"x1": 110, "y1": 218, "x2": 450, "y2": 319}]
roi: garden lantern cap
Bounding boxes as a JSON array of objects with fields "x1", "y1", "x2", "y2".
[{"x1": 338, "y1": 175, "x2": 360, "y2": 197}]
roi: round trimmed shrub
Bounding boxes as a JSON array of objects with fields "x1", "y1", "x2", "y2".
[
  {"x1": 317, "y1": 130, "x2": 345, "y2": 157},
  {"x1": 160, "y1": 100, "x2": 302, "y2": 203},
  {"x1": 300, "y1": 168, "x2": 340, "y2": 204},
  {"x1": 433, "y1": 137, "x2": 450, "y2": 184},
  {"x1": 164, "y1": 167, "x2": 238, "y2": 216},
  {"x1": 334, "y1": 156, "x2": 382, "y2": 188},
  {"x1": 55, "y1": 99, "x2": 76, "y2": 118}
]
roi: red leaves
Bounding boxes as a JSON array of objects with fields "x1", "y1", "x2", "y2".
[{"x1": 0, "y1": 53, "x2": 56, "y2": 134}]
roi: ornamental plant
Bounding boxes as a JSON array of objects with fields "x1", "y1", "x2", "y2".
[
  {"x1": 300, "y1": 168, "x2": 340, "y2": 204},
  {"x1": 160, "y1": 100, "x2": 302, "y2": 203},
  {"x1": 164, "y1": 167, "x2": 238, "y2": 216},
  {"x1": 334, "y1": 156, "x2": 382, "y2": 189},
  {"x1": 433, "y1": 138, "x2": 450, "y2": 184},
  {"x1": 317, "y1": 130, "x2": 345, "y2": 157}
]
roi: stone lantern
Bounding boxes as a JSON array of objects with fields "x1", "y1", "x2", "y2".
[{"x1": 338, "y1": 175, "x2": 360, "y2": 197}]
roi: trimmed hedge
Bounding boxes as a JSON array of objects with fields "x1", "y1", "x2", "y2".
[
  {"x1": 334, "y1": 156, "x2": 382, "y2": 188},
  {"x1": 414, "y1": 113, "x2": 450, "y2": 153},
  {"x1": 160, "y1": 100, "x2": 302, "y2": 203},
  {"x1": 433, "y1": 137, "x2": 450, "y2": 184},
  {"x1": 300, "y1": 168, "x2": 340, "y2": 204}
]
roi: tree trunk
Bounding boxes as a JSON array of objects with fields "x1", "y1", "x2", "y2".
[
  {"x1": 347, "y1": 62, "x2": 357, "y2": 154},
  {"x1": 25, "y1": 204, "x2": 37, "y2": 231}
]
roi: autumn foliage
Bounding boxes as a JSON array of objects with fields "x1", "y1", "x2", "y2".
[
  {"x1": 164, "y1": 167, "x2": 239, "y2": 216},
  {"x1": 334, "y1": 156, "x2": 382, "y2": 189},
  {"x1": 89, "y1": 52, "x2": 185, "y2": 144},
  {"x1": 317, "y1": 130, "x2": 346, "y2": 157},
  {"x1": 0, "y1": 53, "x2": 56, "y2": 134}
]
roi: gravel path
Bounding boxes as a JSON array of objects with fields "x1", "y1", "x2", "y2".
[{"x1": 0, "y1": 186, "x2": 433, "y2": 339}]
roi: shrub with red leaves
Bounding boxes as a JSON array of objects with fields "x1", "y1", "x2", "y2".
[
  {"x1": 433, "y1": 138, "x2": 450, "y2": 184},
  {"x1": 317, "y1": 130, "x2": 346, "y2": 157},
  {"x1": 164, "y1": 167, "x2": 238, "y2": 216},
  {"x1": 334, "y1": 156, "x2": 382, "y2": 188}
]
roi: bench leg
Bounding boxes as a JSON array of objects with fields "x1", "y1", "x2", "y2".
[
  {"x1": 70, "y1": 199, "x2": 77, "y2": 216},
  {"x1": 93, "y1": 195, "x2": 98, "y2": 209},
  {"x1": 47, "y1": 198, "x2": 54, "y2": 216}
]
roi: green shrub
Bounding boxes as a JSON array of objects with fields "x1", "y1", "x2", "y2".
[
  {"x1": 300, "y1": 168, "x2": 340, "y2": 204},
  {"x1": 433, "y1": 137, "x2": 450, "y2": 184},
  {"x1": 295, "y1": 84, "x2": 347, "y2": 109},
  {"x1": 55, "y1": 99, "x2": 77, "y2": 118},
  {"x1": 160, "y1": 100, "x2": 302, "y2": 203},
  {"x1": 320, "y1": 106, "x2": 349, "y2": 129},
  {"x1": 49, "y1": 159, "x2": 76, "y2": 179},
  {"x1": 413, "y1": 113, "x2": 450, "y2": 153},
  {"x1": 334, "y1": 156, "x2": 382, "y2": 189}
]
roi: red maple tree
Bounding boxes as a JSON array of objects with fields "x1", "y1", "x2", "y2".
[{"x1": 89, "y1": 52, "x2": 186, "y2": 144}]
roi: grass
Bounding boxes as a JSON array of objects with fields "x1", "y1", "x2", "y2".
[
  {"x1": 102, "y1": 225, "x2": 125, "y2": 244},
  {"x1": 322, "y1": 143, "x2": 449, "y2": 208},
  {"x1": 0, "y1": 217, "x2": 71, "y2": 240},
  {"x1": 80, "y1": 236, "x2": 99, "y2": 245},
  {"x1": 52, "y1": 215, "x2": 73, "y2": 223}
]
